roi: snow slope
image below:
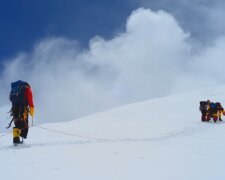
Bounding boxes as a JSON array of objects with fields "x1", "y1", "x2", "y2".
[{"x1": 1, "y1": 86, "x2": 225, "y2": 180}]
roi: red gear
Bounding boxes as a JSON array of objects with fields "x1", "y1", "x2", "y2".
[{"x1": 25, "y1": 86, "x2": 34, "y2": 108}]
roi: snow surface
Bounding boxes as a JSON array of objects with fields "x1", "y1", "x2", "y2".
[{"x1": 1, "y1": 86, "x2": 225, "y2": 180}]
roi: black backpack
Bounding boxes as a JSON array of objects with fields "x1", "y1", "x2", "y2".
[
  {"x1": 9, "y1": 80, "x2": 28, "y2": 105},
  {"x1": 199, "y1": 101, "x2": 208, "y2": 111}
]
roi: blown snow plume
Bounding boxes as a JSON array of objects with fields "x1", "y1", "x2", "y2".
[{"x1": 0, "y1": 8, "x2": 225, "y2": 125}]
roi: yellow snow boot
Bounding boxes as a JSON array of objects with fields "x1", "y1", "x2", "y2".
[{"x1": 13, "y1": 128, "x2": 21, "y2": 145}]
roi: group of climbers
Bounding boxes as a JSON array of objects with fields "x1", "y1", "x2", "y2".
[
  {"x1": 8, "y1": 80, "x2": 35, "y2": 145},
  {"x1": 199, "y1": 100, "x2": 225, "y2": 122}
]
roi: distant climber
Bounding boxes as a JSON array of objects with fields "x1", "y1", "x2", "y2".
[
  {"x1": 209, "y1": 102, "x2": 219, "y2": 122},
  {"x1": 199, "y1": 100, "x2": 210, "y2": 122},
  {"x1": 9, "y1": 80, "x2": 34, "y2": 145},
  {"x1": 215, "y1": 102, "x2": 224, "y2": 121}
]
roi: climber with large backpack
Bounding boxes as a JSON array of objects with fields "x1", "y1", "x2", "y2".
[
  {"x1": 209, "y1": 102, "x2": 218, "y2": 122},
  {"x1": 9, "y1": 80, "x2": 34, "y2": 145},
  {"x1": 215, "y1": 102, "x2": 225, "y2": 121},
  {"x1": 199, "y1": 100, "x2": 210, "y2": 122}
]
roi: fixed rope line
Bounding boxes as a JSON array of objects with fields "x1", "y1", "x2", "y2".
[
  {"x1": 32, "y1": 123, "x2": 204, "y2": 142},
  {"x1": 33, "y1": 125, "x2": 109, "y2": 141},
  {"x1": 1, "y1": 122, "x2": 204, "y2": 141}
]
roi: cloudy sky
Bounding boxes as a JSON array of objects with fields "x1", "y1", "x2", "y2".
[{"x1": 0, "y1": 0, "x2": 225, "y2": 124}]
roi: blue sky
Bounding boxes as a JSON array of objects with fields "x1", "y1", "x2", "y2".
[{"x1": 0, "y1": 0, "x2": 138, "y2": 63}]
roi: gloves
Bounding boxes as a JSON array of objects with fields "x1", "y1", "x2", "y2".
[{"x1": 30, "y1": 107, "x2": 35, "y2": 118}]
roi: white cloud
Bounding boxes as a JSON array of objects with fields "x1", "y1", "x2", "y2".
[
  {"x1": 0, "y1": 8, "x2": 224, "y2": 125},
  {"x1": 138, "y1": 0, "x2": 225, "y2": 43}
]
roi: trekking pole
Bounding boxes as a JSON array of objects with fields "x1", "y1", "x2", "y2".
[{"x1": 6, "y1": 119, "x2": 14, "y2": 129}]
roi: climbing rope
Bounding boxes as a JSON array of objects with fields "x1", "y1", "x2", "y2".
[
  {"x1": 0, "y1": 121, "x2": 205, "y2": 142},
  {"x1": 33, "y1": 125, "x2": 109, "y2": 141}
]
